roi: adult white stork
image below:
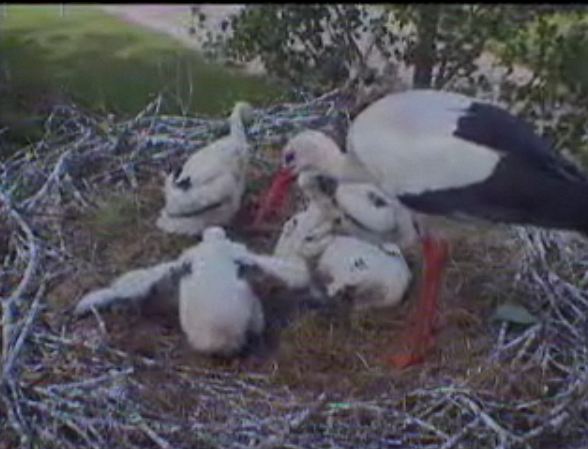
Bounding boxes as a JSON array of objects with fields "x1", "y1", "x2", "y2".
[{"x1": 254, "y1": 89, "x2": 588, "y2": 368}]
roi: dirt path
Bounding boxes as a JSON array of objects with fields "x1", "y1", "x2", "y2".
[
  {"x1": 98, "y1": 4, "x2": 266, "y2": 74},
  {"x1": 99, "y1": 4, "x2": 532, "y2": 88},
  {"x1": 99, "y1": 5, "x2": 199, "y2": 48},
  {"x1": 98, "y1": 5, "x2": 240, "y2": 49}
]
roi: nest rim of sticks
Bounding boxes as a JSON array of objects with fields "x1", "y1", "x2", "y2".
[{"x1": 1, "y1": 91, "x2": 588, "y2": 449}]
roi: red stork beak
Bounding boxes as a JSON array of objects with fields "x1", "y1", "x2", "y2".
[{"x1": 253, "y1": 168, "x2": 297, "y2": 227}]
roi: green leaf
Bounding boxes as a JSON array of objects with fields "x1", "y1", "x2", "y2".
[{"x1": 491, "y1": 303, "x2": 540, "y2": 325}]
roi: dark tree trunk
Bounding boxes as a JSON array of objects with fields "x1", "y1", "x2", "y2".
[{"x1": 412, "y1": 5, "x2": 441, "y2": 89}]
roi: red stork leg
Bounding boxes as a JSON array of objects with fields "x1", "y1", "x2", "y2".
[{"x1": 384, "y1": 235, "x2": 449, "y2": 368}]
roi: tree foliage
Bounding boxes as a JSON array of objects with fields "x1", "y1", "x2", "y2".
[
  {"x1": 497, "y1": 10, "x2": 588, "y2": 164},
  {"x1": 194, "y1": 4, "x2": 588, "y2": 162}
]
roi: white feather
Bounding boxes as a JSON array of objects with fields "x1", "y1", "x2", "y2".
[
  {"x1": 347, "y1": 90, "x2": 501, "y2": 196},
  {"x1": 283, "y1": 91, "x2": 502, "y2": 200},
  {"x1": 157, "y1": 102, "x2": 253, "y2": 236},
  {"x1": 74, "y1": 226, "x2": 316, "y2": 357},
  {"x1": 317, "y1": 236, "x2": 412, "y2": 311},
  {"x1": 74, "y1": 260, "x2": 183, "y2": 316},
  {"x1": 334, "y1": 183, "x2": 400, "y2": 234},
  {"x1": 334, "y1": 182, "x2": 417, "y2": 249},
  {"x1": 179, "y1": 227, "x2": 264, "y2": 355},
  {"x1": 73, "y1": 227, "x2": 265, "y2": 356},
  {"x1": 179, "y1": 226, "x2": 318, "y2": 354},
  {"x1": 292, "y1": 141, "x2": 418, "y2": 249},
  {"x1": 239, "y1": 253, "x2": 312, "y2": 289},
  {"x1": 273, "y1": 202, "x2": 334, "y2": 261},
  {"x1": 284, "y1": 130, "x2": 363, "y2": 183},
  {"x1": 274, "y1": 204, "x2": 412, "y2": 312}
]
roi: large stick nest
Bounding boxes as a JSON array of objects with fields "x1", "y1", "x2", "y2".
[{"x1": 1, "y1": 91, "x2": 588, "y2": 449}]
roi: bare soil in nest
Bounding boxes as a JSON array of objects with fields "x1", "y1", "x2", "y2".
[{"x1": 44, "y1": 169, "x2": 533, "y2": 404}]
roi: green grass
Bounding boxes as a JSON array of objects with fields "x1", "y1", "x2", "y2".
[{"x1": 0, "y1": 4, "x2": 281, "y2": 150}]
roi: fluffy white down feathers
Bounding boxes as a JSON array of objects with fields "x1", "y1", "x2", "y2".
[
  {"x1": 274, "y1": 202, "x2": 334, "y2": 261},
  {"x1": 74, "y1": 261, "x2": 186, "y2": 316},
  {"x1": 74, "y1": 227, "x2": 313, "y2": 357},
  {"x1": 290, "y1": 133, "x2": 418, "y2": 250},
  {"x1": 274, "y1": 204, "x2": 412, "y2": 311},
  {"x1": 178, "y1": 227, "x2": 265, "y2": 356},
  {"x1": 156, "y1": 102, "x2": 254, "y2": 236},
  {"x1": 317, "y1": 236, "x2": 412, "y2": 311}
]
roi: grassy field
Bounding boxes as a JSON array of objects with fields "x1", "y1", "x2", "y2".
[{"x1": 0, "y1": 4, "x2": 281, "y2": 148}]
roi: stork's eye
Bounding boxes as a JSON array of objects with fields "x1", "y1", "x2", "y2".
[{"x1": 284, "y1": 152, "x2": 295, "y2": 165}]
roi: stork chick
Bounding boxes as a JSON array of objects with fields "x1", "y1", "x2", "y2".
[
  {"x1": 74, "y1": 227, "x2": 319, "y2": 359},
  {"x1": 157, "y1": 101, "x2": 255, "y2": 236},
  {"x1": 274, "y1": 203, "x2": 413, "y2": 315}
]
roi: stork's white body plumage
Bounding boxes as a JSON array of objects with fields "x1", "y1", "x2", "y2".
[
  {"x1": 74, "y1": 227, "x2": 315, "y2": 358},
  {"x1": 346, "y1": 90, "x2": 501, "y2": 197},
  {"x1": 334, "y1": 184, "x2": 401, "y2": 234},
  {"x1": 156, "y1": 102, "x2": 254, "y2": 236},
  {"x1": 179, "y1": 227, "x2": 314, "y2": 355},
  {"x1": 335, "y1": 184, "x2": 418, "y2": 249},
  {"x1": 273, "y1": 203, "x2": 412, "y2": 312}
]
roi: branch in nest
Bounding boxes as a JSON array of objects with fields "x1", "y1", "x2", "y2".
[
  {"x1": 2, "y1": 281, "x2": 46, "y2": 377},
  {"x1": 438, "y1": 417, "x2": 481, "y2": 449},
  {"x1": 0, "y1": 198, "x2": 52, "y2": 447},
  {"x1": 135, "y1": 420, "x2": 174, "y2": 449},
  {"x1": 25, "y1": 399, "x2": 105, "y2": 449},
  {"x1": 456, "y1": 394, "x2": 522, "y2": 446},
  {"x1": 1, "y1": 192, "x2": 41, "y2": 367},
  {"x1": 250, "y1": 392, "x2": 328, "y2": 449},
  {"x1": 20, "y1": 140, "x2": 79, "y2": 212},
  {"x1": 1, "y1": 379, "x2": 32, "y2": 447}
]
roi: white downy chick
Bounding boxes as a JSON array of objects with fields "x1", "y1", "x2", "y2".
[{"x1": 157, "y1": 102, "x2": 255, "y2": 236}]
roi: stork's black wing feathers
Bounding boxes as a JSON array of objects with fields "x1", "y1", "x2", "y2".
[
  {"x1": 399, "y1": 155, "x2": 588, "y2": 234},
  {"x1": 455, "y1": 102, "x2": 588, "y2": 184}
]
